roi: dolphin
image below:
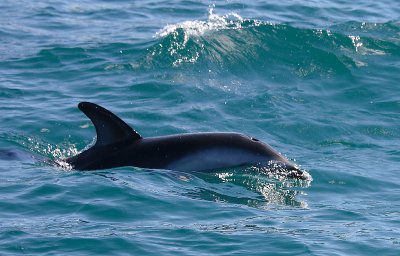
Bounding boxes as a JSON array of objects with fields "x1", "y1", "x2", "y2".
[{"x1": 65, "y1": 102, "x2": 305, "y2": 179}]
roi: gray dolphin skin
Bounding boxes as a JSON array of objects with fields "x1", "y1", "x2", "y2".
[{"x1": 66, "y1": 102, "x2": 305, "y2": 179}]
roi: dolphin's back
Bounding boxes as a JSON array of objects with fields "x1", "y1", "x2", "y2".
[
  {"x1": 66, "y1": 102, "x2": 301, "y2": 178},
  {"x1": 121, "y1": 132, "x2": 288, "y2": 172}
]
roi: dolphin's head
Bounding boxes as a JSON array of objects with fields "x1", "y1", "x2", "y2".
[{"x1": 243, "y1": 135, "x2": 306, "y2": 179}]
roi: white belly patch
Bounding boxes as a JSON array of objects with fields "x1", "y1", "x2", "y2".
[{"x1": 166, "y1": 147, "x2": 266, "y2": 172}]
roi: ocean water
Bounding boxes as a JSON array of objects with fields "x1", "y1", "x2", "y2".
[{"x1": 1, "y1": 0, "x2": 399, "y2": 255}]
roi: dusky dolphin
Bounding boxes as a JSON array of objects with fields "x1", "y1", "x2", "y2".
[{"x1": 66, "y1": 102, "x2": 305, "y2": 179}]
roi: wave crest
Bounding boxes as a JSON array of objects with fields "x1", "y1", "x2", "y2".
[
  {"x1": 144, "y1": 10, "x2": 399, "y2": 77},
  {"x1": 156, "y1": 8, "x2": 263, "y2": 38}
]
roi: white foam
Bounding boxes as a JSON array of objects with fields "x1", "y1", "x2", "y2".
[{"x1": 156, "y1": 8, "x2": 261, "y2": 38}]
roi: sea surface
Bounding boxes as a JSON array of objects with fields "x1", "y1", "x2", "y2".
[{"x1": 1, "y1": 0, "x2": 399, "y2": 255}]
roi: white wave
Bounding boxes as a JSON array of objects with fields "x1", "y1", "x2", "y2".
[{"x1": 156, "y1": 8, "x2": 262, "y2": 38}]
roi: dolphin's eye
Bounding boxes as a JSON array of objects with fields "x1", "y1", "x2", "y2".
[{"x1": 251, "y1": 137, "x2": 259, "y2": 142}]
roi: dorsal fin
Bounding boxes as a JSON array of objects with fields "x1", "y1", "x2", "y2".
[{"x1": 78, "y1": 102, "x2": 141, "y2": 146}]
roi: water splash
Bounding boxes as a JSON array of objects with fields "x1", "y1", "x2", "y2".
[
  {"x1": 0, "y1": 131, "x2": 77, "y2": 170},
  {"x1": 199, "y1": 169, "x2": 310, "y2": 208}
]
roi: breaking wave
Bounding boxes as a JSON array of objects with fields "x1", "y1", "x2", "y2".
[{"x1": 144, "y1": 8, "x2": 399, "y2": 77}]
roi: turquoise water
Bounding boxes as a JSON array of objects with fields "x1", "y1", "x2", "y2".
[{"x1": 1, "y1": 0, "x2": 399, "y2": 255}]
